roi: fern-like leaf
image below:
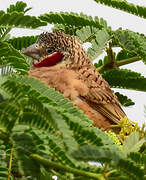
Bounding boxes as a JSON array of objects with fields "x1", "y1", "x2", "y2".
[
  {"x1": 0, "y1": 11, "x2": 47, "y2": 29},
  {"x1": 0, "y1": 78, "x2": 104, "y2": 152},
  {"x1": 52, "y1": 15, "x2": 111, "y2": 37},
  {"x1": 94, "y1": 0, "x2": 146, "y2": 19},
  {"x1": 12, "y1": 133, "x2": 41, "y2": 178},
  {"x1": 94, "y1": 55, "x2": 109, "y2": 69},
  {"x1": 39, "y1": 12, "x2": 104, "y2": 29},
  {"x1": 0, "y1": 142, "x2": 8, "y2": 179},
  {"x1": 7, "y1": 1, "x2": 31, "y2": 14},
  {"x1": 1, "y1": 80, "x2": 79, "y2": 167},
  {"x1": 114, "y1": 29, "x2": 146, "y2": 64},
  {"x1": 102, "y1": 69, "x2": 146, "y2": 92},
  {"x1": 0, "y1": 27, "x2": 10, "y2": 41},
  {"x1": 117, "y1": 158, "x2": 145, "y2": 180},
  {"x1": 0, "y1": 167, "x2": 8, "y2": 179},
  {"x1": 0, "y1": 140, "x2": 10, "y2": 179},
  {"x1": 8, "y1": 35, "x2": 38, "y2": 50},
  {"x1": 10, "y1": 76, "x2": 120, "y2": 148},
  {"x1": 0, "y1": 1, "x2": 33, "y2": 41},
  {"x1": 128, "y1": 152, "x2": 146, "y2": 169},
  {"x1": 87, "y1": 29, "x2": 110, "y2": 60},
  {"x1": 122, "y1": 132, "x2": 145, "y2": 155},
  {"x1": 47, "y1": 137, "x2": 76, "y2": 167},
  {"x1": 0, "y1": 102, "x2": 20, "y2": 132},
  {"x1": 53, "y1": 24, "x2": 79, "y2": 36},
  {"x1": 30, "y1": 129, "x2": 76, "y2": 167},
  {"x1": 115, "y1": 92, "x2": 135, "y2": 107},
  {"x1": 116, "y1": 49, "x2": 136, "y2": 61},
  {"x1": 0, "y1": 41, "x2": 29, "y2": 74},
  {"x1": 76, "y1": 26, "x2": 100, "y2": 43},
  {"x1": 72, "y1": 145, "x2": 125, "y2": 164}
]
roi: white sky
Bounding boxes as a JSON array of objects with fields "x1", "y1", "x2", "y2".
[{"x1": 1, "y1": 0, "x2": 146, "y2": 125}]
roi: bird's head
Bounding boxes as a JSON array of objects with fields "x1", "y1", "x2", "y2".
[{"x1": 22, "y1": 31, "x2": 90, "y2": 68}]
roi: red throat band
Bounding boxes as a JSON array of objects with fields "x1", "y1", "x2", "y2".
[{"x1": 33, "y1": 52, "x2": 63, "y2": 67}]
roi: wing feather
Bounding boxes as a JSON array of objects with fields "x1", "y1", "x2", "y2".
[{"x1": 78, "y1": 66, "x2": 126, "y2": 124}]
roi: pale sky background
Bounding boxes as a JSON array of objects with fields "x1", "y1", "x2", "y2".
[{"x1": 1, "y1": 0, "x2": 146, "y2": 126}]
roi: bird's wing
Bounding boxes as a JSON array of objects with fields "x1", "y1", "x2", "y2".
[{"x1": 78, "y1": 67, "x2": 126, "y2": 124}]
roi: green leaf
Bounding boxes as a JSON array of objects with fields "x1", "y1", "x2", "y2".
[
  {"x1": 7, "y1": 1, "x2": 29, "y2": 13},
  {"x1": 28, "y1": 128, "x2": 76, "y2": 167},
  {"x1": 1, "y1": 80, "x2": 59, "y2": 132},
  {"x1": 115, "y1": 92, "x2": 135, "y2": 106},
  {"x1": 94, "y1": 55, "x2": 109, "y2": 69},
  {"x1": 8, "y1": 35, "x2": 38, "y2": 50},
  {"x1": 123, "y1": 132, "x2": 146, "y2": 155},
  {"x1": 117, "y1": 158, "x2": 145, "y2": 180},
  {"x1": 12, "y1": 133, "x2": 41, "y2": 178},
  {"x1": 3, "y1": 76, "x2": 117, "y2": 148},
  {"x1": 12, "y1": 76, "x2": 107, "y2": 147},
  {"x1": 114, "y1": 29, "x2": 146, "y2": 64},
  {"x1": 39, "y1": 12, "x2": 105, "y2": 29},
  {"x1": 72, "y1": 145, "x2": 125, "y2": 164},
  {"x1": 53, "y1": 24, "x2": 79, "y2": 36},
  {"x1": 87, "y1": 29, "x2": 110, "y2": 60},
  {"x1": 94, "y1": 0, "x2": 146, "y2": 19},
  {"x1": 0, "y1": 27, "x2": 10, "y2": 40},
  {"x1": 0, "y1": 41, "x2": 25, "y2": 59},
  {"x1": 51, "y1": 14, "x2": 111, "y2": 37},
  {"x1": 47, "y1": 137, "x2": 76, "y2": 167},
  {"x1": 0, "y1": 2, "x2": 34, "y2": 41},
  {"x1": 128, "y1": 152, "x2": 146, "y2": 167},
  {"x1": 76, "y1": 26, "x2": 100, "y2": 43},
  {"x1": 0, "y1": 167, "x2": 8, "y2": 179},
  {"x1": 40, "y1": 167, "x2": 53, "y2": 180},
  {"x1": 1, "y1": 77, "x2": 104, "y2": 168},
  {"x1": 116, "y1": 49, "x2": 136, "y2": 61},
  {"x1": 0, "y1": 41, "x2": 29, "y2": 74},
  {"x1": 0, "y1": 11, "x2": 47, "y2": 29},
  {"x1": 102, "y1": 69, "x2": 146, "y2": 92}
]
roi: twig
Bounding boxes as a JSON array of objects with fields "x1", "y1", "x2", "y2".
[
  {"x1": 97, "y1": 56, "x2": 140, "y2": 72},
  {"x1": 8, "y1": 147, "x2": 14, "y2": 180},
  {"x1": 116, "y1": 56, "x2": 140, "y2": 67},
  {"x1": 30, "y1": 154, "x2": 105, "y2": 180}
]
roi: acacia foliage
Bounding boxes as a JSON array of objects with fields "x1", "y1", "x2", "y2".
[
  {"x1": 0, "y1": 1, "x2": 146, "y2": 180},
  {"x1": 93, "y1": 0, "x2": 146, "y2": 19}
]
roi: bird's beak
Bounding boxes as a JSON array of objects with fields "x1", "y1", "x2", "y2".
[{"x1": 22, "y1": 44, "x2": 40, "y2": 60}]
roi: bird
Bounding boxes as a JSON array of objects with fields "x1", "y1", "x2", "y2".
[{"x1": 22, "y1": 31, "x2": 126, "y2": 130}]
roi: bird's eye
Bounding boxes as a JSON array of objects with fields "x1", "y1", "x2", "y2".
[{"x1": 46, "y1": 48, "x2": 53, "y2": 54}]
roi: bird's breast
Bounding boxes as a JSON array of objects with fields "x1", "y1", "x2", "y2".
[{"x1": 29, "y1": 66, "x2": 89, "y2": 100}]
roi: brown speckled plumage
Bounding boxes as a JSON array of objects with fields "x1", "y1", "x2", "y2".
[{"x1": 24, "y1": 31, "x2": 126, "y2": 130}]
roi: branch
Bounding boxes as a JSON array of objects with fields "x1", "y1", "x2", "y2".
[
  {"x1": 97, "y1": 56, "x2": 140, "y2": 72},
  {"x1": 30, "y1": 154, "x2": 105, "y2": 180},
  {"x1": 106, "y1": 42, "x2": 115, "y2": 64},
  {"x1": 8, "y1": 147, "x2": 14, "y2": 180},
  {"x1": 116, "y1": 56, "x2": 140, "y2": 67}
]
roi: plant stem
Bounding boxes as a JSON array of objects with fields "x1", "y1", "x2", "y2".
[
  {"x1": 116, "y1": 56, "x2": 140, "y2": 67},
  {"x1": 106, "y1": 42, "x2": 116, "y2": 64},
  {"x1": 50, "y1": 169, "x2": 67, "y2": 180},
  {"x1": 8, "y1": 147, "x2": 14, "y2": 180},
  {"x1": 30, "y1": 154, "x2": 105, "y2": 180},
  {"x1": 105, "y1": 169, "x2": 117, "y2": 177},
  {"x1": 98, "y1": 41, "x2": 117, "y2": 72},
  {"x1": 97, "y1": 56, "x2": 140, "y2": 72}
]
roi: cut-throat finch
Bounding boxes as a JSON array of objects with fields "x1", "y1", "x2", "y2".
[{"x1": 23, "y1": 31, "x2": 126, "y2": 130}]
